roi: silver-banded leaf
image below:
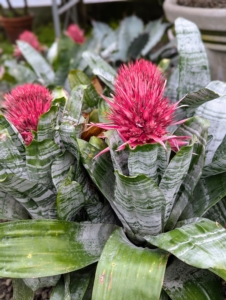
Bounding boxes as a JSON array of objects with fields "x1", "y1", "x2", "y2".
[
  {"x1": 206, "y1": 80, "x2": 226, "y2": 96},
  {"x1": 56, "y1": 168, "x2": 85, "y2": 221},
  {"x1": 12, "y1": 279, "x2": 34, "y2": 300},
  {"x1": 204, "y1": 197, "x2": 226, "y2": 227},
  {"x1": 0, "y1": 191, "x2": 29, "y2": 220},
  {"x1": 145, "y1": 218, "x2": 226, "y2": 280},
  {"x1": 160, "y1": 142, "x2": 194, "y2": 225},
  {"x1": 0, "y1": 115, "x2": 25, "y2": 157},
  {"x1": 0, "y1": 174, "x2": 56, "y2": 219},
  {"x1": 23, "y1": 275, "x2": 61, "y2": 292},
  {"x1": 51, "y1": 151, "x2": 76, "y2": 191},
  {"x1": 175, "y1": 18, "x2": 210, "y2": 99},
  {"x1": 0, "y1": 128, "x2": 26, "y2": 178},
  {"x1": 181, "y1": 173, "x2": 226, "y2": 219},
  {"x1": 163, "y1": 258, "x2": 223, "y2": 300},
  {"x1": 0, "y1": 220, "x2": 116, "y2": 278},
  {"x1": 26, "y1": 139, "x2": 61, "y2": 187},
  {"x1": 128, "y1": 143, "x2": 169, "y2": 184},
  {"x1": 17, "y1": 41, "x2": 55, "y2": 85},
  {"x1": 66, "y1": 85, "x2": 85, "y2": 122},
  {"x1": 92, "y1": 228, "x2": 168, "y2": 300},
  {"x1": 165, "y1": 117, "x2": 209, "y2": 230},
  {"x1": 114, "y1": 170, "x2": 166, "y2": 236},
  {"x1": 82, "y1": 51, "x2": 116, "y2": 90}
]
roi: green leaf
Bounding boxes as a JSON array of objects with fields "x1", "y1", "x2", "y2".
[
  {"x1": 82, "y1": 52, "x2": 116, "y2": 90},
  {"x1": 145, "y1": 218, "x2": 226, "y2": 280},
  {"x1": 127, "y1": 32, "x2": 149, "y2": 59},
  {"x1": 114, "y1": 170, "x2": 166, "y2": 236},
  {"x1": 160, "y1": 142, "x2": 194, "y2": 225},
  {"x1": 206, "y1": 80, "x2": 226, "y2": 96},
  {"x1": 12, "y1": 279, "x2": 34, "y2": 300},
  {"x1": 50, "y1": 277, "x2": 66, "y2": 300},
  {"x1": 26, "y1": 139, "x2": 61, "y2": 187},
  {"x1": 0, "y1": 220, "x2": 116, "y2": 278},
  {"x1": 128, "y1": 143, "x2": 169, "y2": 184},
  {"x1": 23, "y1": 275, "x2": 60, "y2": 292},
  {"x1": 175, "y1": 18, "x2": 210, "y2": 99},
  {"x1": 68, "y1": 70, "x2": 102, "y2": 112},
  {"x1": 163, "y1": 257, "x2": 223, "y2": 300},
  {"x1": 92, "y1": 228, "x2": 168, "y2": 300},
  {"x1": 17, "y1": 41, "x2": 55, "y2": 85},
  {"x1": 69, "y1": 268, "x2": 94, "y2": 299},
  {"x1": 0, "y1": 191, "x2": 29, "y2": 220},
  {"x1": 204, "y1": 197, "x2": 226, "y2": 227},
  {"x1": 180, "y1": 173, "x2": 226, "y2": 219},
  {"x1": 165, "y1": 117, "x2": 209, "y2": 230},
  {"x1": 98, "y1": 98, "x2": 111, "y2": 123}
]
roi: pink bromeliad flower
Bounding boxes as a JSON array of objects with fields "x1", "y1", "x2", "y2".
[
  {"x1": 4, "y1": 84, "x2": 52, "y2": 145},
  {"x1": 14, "y1": 31, "x2": 43, "y2": 58},
  {"x1": 65, "y1": 24, "x2": 85, "y2": 44},
  {"x1": 94, "y1": 59, "x2": 190, "y2": 156}
]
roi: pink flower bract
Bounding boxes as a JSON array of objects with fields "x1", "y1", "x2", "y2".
[
  {"x1": 95, "y1": 59, "x2": 190, "y2": 153},
  {"x1": 14, "y1": 31, "x2": 42, "y2": 58},
  {"x1": 4, "y1": 84, "x2": 52, "y2": 145},
  {"x1": 65, "y1": 24, "x2": 85, "y2": 44}
]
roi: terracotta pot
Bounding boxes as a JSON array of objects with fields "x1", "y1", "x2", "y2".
[
  {"x1": 163, "y1": 0, "x2": 226, "y2": 81},
  {"x1": 0, "y1": 14, "x2": 33, "y2": 43}
]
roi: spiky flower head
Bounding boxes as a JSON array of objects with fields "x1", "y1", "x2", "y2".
[
  {"x1": 4, "y1": 84, "x2": 52, "y2": 145},
  {"x1": 96, "y1": 59, "x2": 189, "y2": 153},
  {"x1": 14, "y1": 30, "x2": 43, "y2": 58},
  {"x1": 65, "y1": 24, "x2": 85, "y2": 44}
]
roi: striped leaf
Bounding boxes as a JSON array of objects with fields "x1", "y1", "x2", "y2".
[
  {"x1": 68, "y1": 70, "x2": 102, "y2": 113},
  {"x1": 163, "y1": 258, "x2": 223, "y2": 300},
  {"x1": 0, "y1": 220, "x2": 116, "y2": 278},
  {"x1": 175, "y1": 18, "x2": 210, "y2": 99},
  {"x1": 66, "y1": 86, "x2": 85, "y2": 122},
  {"x1": 114, "y1": 170, "x2": 166, "y2": 236},
  {"x1": 204, "y1": 197, "x2": 226, "y2": 227},
  {"x1": 206, "y1": 80, "x2": 226, "y2": 96},
  {"x1": 165, "y1": 117, "x2": 209, "y2": 230},
  {"x1": 0, "y1": 191, "x2": 29, "y2": 220},
  {"x1": 161, "y1": 142, "x2": 194, "y2": 225},
  {"x1": 181, "y1": 173, "x2": 226, "y2": 219},
  {"x1": 56, "y1": 167, "x2": 85, "y2": 221},
  {"x1": 92, "y1": 228, "x2": 168, "y2": 300},
  {"x1": 17, "y1": 41, "x2": 55, "y2": 85},
  {"x1": 128, "y1": 143, "x2": 169, "y2": 184},
  {"x1": 82, "y1": 51, "x2": 116, "y2": 90},
  {"x1": 26, "y1": 139, "x2": 61, "y2": 188},
  {"x1": 145, "y1": 219, "x2": 226, "y2": 280}
]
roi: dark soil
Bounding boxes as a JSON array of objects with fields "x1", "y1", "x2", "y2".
[{"x1": 177, "y1": 0, "x2": 226, "y2": 8}]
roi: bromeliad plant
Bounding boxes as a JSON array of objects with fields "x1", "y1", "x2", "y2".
[{"x1": 1, "y1": 17, "x2": 226, "y2": 299}]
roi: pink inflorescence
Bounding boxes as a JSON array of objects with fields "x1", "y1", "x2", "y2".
[
  {"x1": 95, "y1": 59, "x2": 190, "y2": 154},
  {"x1": 14, "y1": 30, "x2": 43, "y2": 58},
  {"x1": 65, "y1": 24, "x2": 85, "y2": 44},
  {"x1": 4, "y1": 83, "x2": 52, "y2": 145}
]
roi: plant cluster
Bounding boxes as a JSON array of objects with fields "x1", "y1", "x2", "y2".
[{"x1": 0, "y1": 16, "x2": 226, "y2": 300}]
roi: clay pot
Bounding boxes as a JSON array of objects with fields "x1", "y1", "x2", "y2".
[{"x1": 0, "y1": 14, "x2": 33, "y2": 43}]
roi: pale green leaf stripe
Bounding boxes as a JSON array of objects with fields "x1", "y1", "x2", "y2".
[
  {"x1": 26, "y1": 139, "x2": 61, "y2": 187},
  {"x1": 0, "y1": 220, "x2": 116, "y2": 278},
  {"x1": 51, "y1": 151, "x2": 75, "y2": 190},
  {"x1": 0, "y1": 175, "x2": 56, "y2": 219},
  {"x1": 128, "y1": 143, "x2": 168, "y2": 184},
  {"x1": 165, "y1": 117, "x2": 209, "y2": 230},
  {"x1": 204, "y1": 197, "x2": 226, "y2": 227},
  {"x1": 195, "y1": 95, "x2": 226, "y2": 166},
  {"x1": 160, "y1": 142, "x2": 194, "y2": 225},
  {"x1": 0, "y1": 115, "x2": 25, "y2": 157},
  {"x1": 105, "y1": 130, "x2": 129, "y2": 175},
  {"x1": 0, "y1": 128, "x2": 26, "y2": 178},
  {"x1": 115, "y1": 171, "x2": 166, "y2": 236},
  {"x1": 56, "y1": 173, "x2": 85, "y2": 221},
  {"x1": 175, "y1": 18, "x2": 210, "y2": 99},
  {"x1": 37, "y1": 106, "x2": 58, "y2": 142},
  {"x1": 203, "y1": 135, "x2": 226, "y2": 176},
  {"x1": 17, "y1": 41, "x2": 55, "y2": 84},
  {"x1": 145, "y1": 219, "x2": 226, "y2": 280},
  {"x1": 0, "y1": 191, "x2": 29, "y2": 220},
  {"x1": 92, "y1": 228, "x2": 168, "y2": 300},
  {"x1": 163, "y1": 258, "x2": 223, "y2": 300},
  {"x1": 181, "y1": 173, "x2": 226, "y2": 220},
  {"x1": 77, "y1": 138, "x2": 130, "y2": 231}
]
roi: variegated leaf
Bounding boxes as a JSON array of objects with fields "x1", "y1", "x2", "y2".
[{"x1": 204, "y1": 197, "x2": 226, "y2": 227}]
